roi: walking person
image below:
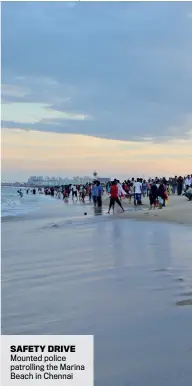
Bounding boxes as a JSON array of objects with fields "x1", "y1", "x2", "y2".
[{"x1": 107, "y1": 181, "x2": 125, "y2": 214}]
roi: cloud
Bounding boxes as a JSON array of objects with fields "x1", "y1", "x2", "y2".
[
  {"x1": 1, "y1": 2, "x2": 192, "y2": 142},
  {"x1": 1, "y1": 84, "x2": 30, "y2": 99},
  {"x1": 1, "y1": 102, "x2": 92, "y2": 124},
  {"x1": 2, "y1": 128, "x2": 192, "y2": 181}
]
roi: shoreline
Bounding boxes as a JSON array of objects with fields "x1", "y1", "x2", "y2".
[{"x1": 1, "y1": 194, "x2": 191, "y2": 227}]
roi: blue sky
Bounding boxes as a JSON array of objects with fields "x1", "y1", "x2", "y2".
[{"x1": 2, "y1": 1, "x2": 192, "y2": 142}]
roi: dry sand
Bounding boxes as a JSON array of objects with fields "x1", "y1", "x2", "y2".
[{"x1": 103, "y1": 194, "x2": 192, "y2": 226}]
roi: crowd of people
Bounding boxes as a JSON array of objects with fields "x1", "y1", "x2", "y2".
[{"x1": 19, "y1": 175, "x2": 192, "y2": 213}]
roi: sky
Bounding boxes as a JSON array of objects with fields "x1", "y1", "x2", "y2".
[{"x1": 1, "y1": 1, "x2": 192, "y2": 182}]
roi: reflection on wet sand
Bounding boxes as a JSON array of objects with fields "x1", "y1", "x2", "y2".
[
  {"x1": 1, "y1": 205, "x2": 192, "y2": 386},
  {"x1": 94, "y1": 207, "x2": 103, "y2": 216}
]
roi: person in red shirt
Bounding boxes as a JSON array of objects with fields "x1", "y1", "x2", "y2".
[{"x1": 107, "y1": 181, "x2": 125, "y2": 214}]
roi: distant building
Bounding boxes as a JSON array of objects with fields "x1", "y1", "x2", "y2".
[{"x1": 27, "y1": 175, "x2": 110, "y2": 187}]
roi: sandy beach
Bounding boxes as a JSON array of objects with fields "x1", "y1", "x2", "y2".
[
  {"x1": 2, "y1": 194, "x2": 192, "y2": 385},
  {"x1": 115, "y1": 195, "x2": 192, "y2": 226}
]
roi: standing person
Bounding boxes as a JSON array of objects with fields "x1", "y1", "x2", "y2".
[
  {"x1": 97, "y1": 181, "x2": 103, "y2": 207},
  {"x1": 71, "y1": 184, "x2": 78, "y2": 201},
  {"x1": 134, "y1": 178, "x2": 142, "y2": 205},
  {"x1": 107, "y1": 181, "x2": 125, "y2": 214},
  {"x1": 50, "y1": 187, "x2": 54, "y2": 197},
  {"x1": 63, "y1": 187, "x2": 67, "y2": 200},
  {"x1": 81, "y1": 186, "x2": 86, "y2": 203},
  {"x1": 177, "y1": 176, "x2": 183, "y2": 196},
  {"x1": 158, "y1": 182, "x2": 166, "y2": 207},
  {"x1": 142, "y1": 180, "x2": 147, "y2": 197},
  {"x1": 147, "y1": 180, "x2": 151, "y2": 197},
  {"x1": 57, "y1": 189, "x2": 61, "y2": 199},
  {"x1": 149, "y1": 181, "x2": 158, "y2": 209},
  {"x1": 92, "y1": 181, "x2": 98, "y2": 207},
  {"x1": 79, "y1": 185, "x2": 83, "y2": 200},
  {"x1": 87, "y1": 183, "x2": 92, "y2": 202},
  {"x1": 128, "y1": 183, "x2": 134, "y2": 203},
  {"x1": 124, "y1": 181, "x2": 129, "y2": 194},
  {"x1": 172, "y1": 176, "x2": 177, "y2": 195}
]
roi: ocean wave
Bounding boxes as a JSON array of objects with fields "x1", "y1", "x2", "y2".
[
  {"x1": 1, "y1": 187, "x2": 43, "y2": 217},
  {"x1": 1, "y1": 198, "x2": 39, "y2": 217}
]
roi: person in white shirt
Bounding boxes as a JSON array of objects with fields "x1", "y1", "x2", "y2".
[
  {"x1": 185, "y1": 175, "x2": 192, "y2": 189},
  {"x1": 71, "y1": 185, "x2": 77, "y2": 200},
  {"x1": 134, "y1": 178, "x2": 142, "y2": 205},
  {"x1": 115, "y1": 179, "x2": 127, "y2": 199}
]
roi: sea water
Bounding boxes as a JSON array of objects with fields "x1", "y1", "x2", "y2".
[
  {"x1": 1, "y1": 186, "x2": 52, "y2": 217},
  {"x1": 1, "y1": 198, "x2": 192, "y2": 385}
]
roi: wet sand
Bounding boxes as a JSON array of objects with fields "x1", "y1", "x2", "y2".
[{"x1": 1, "y1": 197, "x2": 192, "y2": 385}]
